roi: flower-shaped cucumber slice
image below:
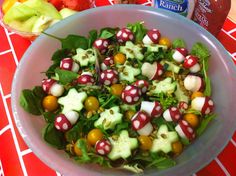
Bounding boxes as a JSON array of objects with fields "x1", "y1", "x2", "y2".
[
  {"x1": 94, "y1": 106, "x2": 123, "y2": 130},
  {"x1": 119, "y1": 41, "x2": 144, "y2": 60},
  {"x1": 151, "y1": 125, "x2": 178, "y2": 153},
  {"x1": 108, "y1": 130, "x2": 138, "y2": 160},
  {"x1": 72, "y1": 48, "x2": 97, "y2": 67},
  {"x1": 118, "y1": 61, "x2": 141, "y2": 83},
  {"x1": 149, "y1": 77, "x2": 177, "y2": 95},
  {"x1": 58, "y1": 88, "x2": 87, "y2": 113}
]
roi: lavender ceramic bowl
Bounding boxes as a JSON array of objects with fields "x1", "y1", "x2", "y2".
[{"x1": 11, "y1": 5, "x2": 236, "y2": 176}]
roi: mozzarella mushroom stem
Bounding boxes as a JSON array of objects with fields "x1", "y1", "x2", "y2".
[
  {"x1": 50, "y1": 83, "x2": 64, "y2": 97},
  {"x1": 163, "y1": 110, "x2": 172, "y2": 121},
  {"x1": 137, "y1": 122, "x2": 153, "y2": 136},
  {"x1": 191, "y1": 97, "x2": 205, "y2": 111},
  {"x1": 142, "y1": 35, "x2": 153, "y2": 45},
  {"x1": 71, "y1": 62, "x2": 80, "y2": 72},
  {"x1": 173, "y1": 51, "x2": 185, "y2": 63},
  {"x1": 141, "y1": 62, "x2": 157, "y2": 80},
  {"x1": 64, "y1": 111, "x2": 79, "y2": 125},
  {"x1": 190, "y1": 63, "x2": 200, "y2": 73},
  {"x1": 175, "y1": 124, "x2": 187, "y2": 139},
  {"x1": 184, "y1": 75, "x2": 202, "y2": 92},
  {"x1": 140, "y1": 101, "x2": 155, "y2": 115}
]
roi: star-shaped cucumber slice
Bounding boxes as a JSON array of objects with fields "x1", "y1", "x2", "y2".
[
  {"x1": 151, "y1": 125, "x2": 178, "y2": 153},
  {"x1": 118, "y1": 61, "x2": 141, "y2": 83},
  {"x1": 108, "y1": 130, "x2": 138, "y2": 160},
  {"x1": 72, "y1": 48, "x2": 97, "y2": 67},
  {"x1": 58, "y1": 88, "x2": 87, "y2": 113},
  {"x1": 94, "y1": 106, "x2": 122, "y2": 130},
  {"x1": 120, "y1": 41, "x2": 144, "y2": 60}
]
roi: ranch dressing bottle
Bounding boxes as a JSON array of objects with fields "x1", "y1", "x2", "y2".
[{"x1": 152, "y1": 0, "x2": 195, "y2": 19}]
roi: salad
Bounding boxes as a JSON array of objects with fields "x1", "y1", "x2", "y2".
[{"x1": 20, "y1": 22, "x2": 216, "y2": 173}]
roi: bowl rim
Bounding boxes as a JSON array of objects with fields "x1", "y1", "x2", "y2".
[{"x1": 11, "y1": 4, "x2": 236, "y2": 176}]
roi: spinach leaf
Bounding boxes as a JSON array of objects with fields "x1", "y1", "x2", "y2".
[
  {"x1": 113, "y1": 121, "x2": 130, "y2": 135},
  {"x1": 99, "y1": 27, "x2": 117, "y2": 39},
  {"x1": 19, "y1": 87, "x2": 46, "y2": 115},
  {"x1": 42, "y1": 123, "x2": 66, "y2": 149},
  {"x1": 88, "y1": 29, "x2": 98, "y2": 48},
  {"x1": 61, "y1": 35, "x2": 88, "y2": 50},
  {"x1": 65, "y1": 122, "x2": 82, "y2": 143},
  {"x1": 42, "y1": 32, "x2": 88, "y2": 50},
  {"x1": 146, "y1": 153, "x2": 176, "y2": 169},
  {"x1": 150, "y1": 93, "x2": 178, "y2": 110},
  {"x1": 43, "y1": 112, "x2": 57, "y2": 123},
  {"x1": 55, "y1": 68, "x2": 78, "y2": 85},
  {"x1": 197, "y1": 114, "x2": 216, "y2": 136},
  {"x1": 127, "y1": 22, "x2": 148, "y2": 43},
  {"x1": 172, "y1": 38, "x2": 186, "y2": 48}
]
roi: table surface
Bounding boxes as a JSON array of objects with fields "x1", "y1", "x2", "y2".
[{"x1": 0, "y1": 1, "x2": 236, "y2": 176}]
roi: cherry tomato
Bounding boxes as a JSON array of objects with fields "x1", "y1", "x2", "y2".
[
  {"x1": 159, "y1": 37, "x2": 171, "y2": 48},
  {"x1": 84, "y1": 96, "x2": 99, "y2": 111},
  {"x1": 2, "y1": 0, "x2": 18, "y2": 14},
  {"x1": 191, "y1": 91, "x2": 204, "y2": 100},
  {"x1": 183, "y1": 113, "x2": 199, "y2": 128},
  {"x1": 74, "y1": 139, "x2": 90, "y2": 156},
  {"x1": 111, "y1": 84, "x2": 124, "y2": 96},
  {"x1": 42, "y1": 95, "x2": 59, "y2": 112},
  {"x1": 114, "y1": 53, "x2": 126, "y2": 64},
  {"x1": 87, "y1": 128, "x2": 104, "y2": 146},
  {"x1": 138, "y1": 135, "x2": 153, "y2": 150},
  {"x1": 172, "y1": 141, "x2": 183, "y2": 155},
  {"x1": 125, "y1": 110, "x2": 136, "y2": 120}
]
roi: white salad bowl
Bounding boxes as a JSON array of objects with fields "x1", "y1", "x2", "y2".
[{"x1": 11, "y1": 5, "x2": 236, "y2": 176}]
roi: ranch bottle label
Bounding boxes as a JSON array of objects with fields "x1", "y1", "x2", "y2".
[{"x1": 153, "y1": 0, "x2": 189, "y2": 17}]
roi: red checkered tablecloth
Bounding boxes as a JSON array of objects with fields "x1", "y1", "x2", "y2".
[{"x1": 0, "y1": 1, "x2": 236, "y2": 176}]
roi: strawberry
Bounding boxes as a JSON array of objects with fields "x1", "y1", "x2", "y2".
[
  {"x1": 62, "y1": 0, "x2": 91, "y2": 11},
  {"x1": 48, "y1": 0, "x2": 64, "y2": 11}
]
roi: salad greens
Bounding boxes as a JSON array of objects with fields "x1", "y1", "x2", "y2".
[{"x1": 20, "y1": 22, "x2": 216, "y2": 173}]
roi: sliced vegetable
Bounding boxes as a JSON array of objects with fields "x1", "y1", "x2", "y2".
[{"x1": 108, "y1": 130, "x2": 138, "y2": 160}]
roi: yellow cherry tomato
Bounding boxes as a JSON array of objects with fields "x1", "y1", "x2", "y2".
[
  {"x1": 159, "y1": 37, "x2": 171, "y2": 48},
  {"x1": 42, "y1": 95, "x2": 59, "y2": 112},
  {"x1": 74, "y1": 139, "x2": 90, "y2": 156},
  {"x1": 138, "y1": 135, "x2": 153, "y2": 150},
  {"x1": 125, "y1": 110, "x2": 136, "y2": 120},
  {"x1": 84, "y1": 96, "x2": 99, "y2": 111},
  {"x1": 111, "y1": 84, "x2": 124, "y2": 96},
  {"x1": 172, "y1": 141, "x2": 183, "y2": 155},
  {"x1": 2, "y1": 0, "x2": 18, "y2": 14},
  {"x1": 191, "y1": 91, "x2": 204, "y2": 100},
  {"x1": 87, "y1": 128, "x2": 104, "y2": 146},
  {"x1": 114, "y1": 53, "x2": 126, "y2": 64},
  {"x1": 183, "y1": 113, "x2": 199, "y2": 128}
]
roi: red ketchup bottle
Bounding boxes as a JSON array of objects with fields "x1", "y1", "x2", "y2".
[{"x1": 192, "y1": 0, "x2": 231, "y2": 36}]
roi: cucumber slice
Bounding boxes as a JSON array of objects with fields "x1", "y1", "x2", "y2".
[
  {"x1": 174, "y1": 82, "x2": 190, "y2": 103},
  {"x1": 144, "y1": 44, "x2": 167, "y2": 52},
  {"x1": 58, "y1": 89, "x2": 87, "y2": 113},
  {"x1": 108, "y1": 130, "x2": 138, "y2": 160},
  {"x1": 149, "y1": 77, "x2": 177, "y2": 95},
  {"x1": 73, "y1": 48, "x2": 97, "y2": 67},
  {"x1": 151, "y1": 125, "x2": 178, "y2": 153},
  {"x1": 94, "y1": 106, "x2": 123, "y2": 130},
  {"x1": 118, "y1": 61, "x2": 141, "y2": 83},
  {"x1": 119, "y1": 41, "x2": 144, "y2": 60},
  {"x1": 163, "y1": 61, "x2": 181, "y2": 74}
]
